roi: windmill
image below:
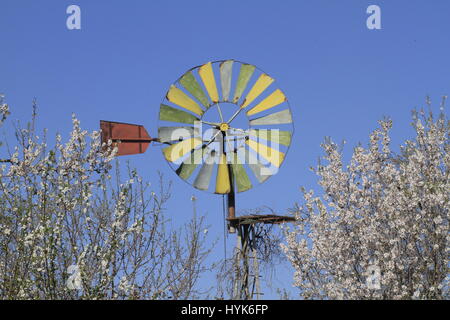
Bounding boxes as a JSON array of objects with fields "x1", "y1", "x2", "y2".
[{"x1": 100, "y1": 60, "x2": 295, "y2": 299}]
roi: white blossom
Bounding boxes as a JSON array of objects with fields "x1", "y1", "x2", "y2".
[
  {"x1": 0, "y1": 99, "x2": 212, "y2": 300},
  {"x1": 282, "y1": 104, "x2": 449, "y2": 300}
]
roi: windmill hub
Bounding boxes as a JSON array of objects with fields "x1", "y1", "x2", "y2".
[{"x1": 219, "y1": 123, "x2": 229, "y2": 132}]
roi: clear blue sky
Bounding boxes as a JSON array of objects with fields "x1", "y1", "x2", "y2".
[{"x1": 1, "y1": 0, "x2": 449, "y2": 298}]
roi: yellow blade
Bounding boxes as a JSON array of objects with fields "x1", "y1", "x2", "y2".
[
  {"x1": 241, "y1": 74, "x2": 274, "y2": 109},
  {"x1": 166, "y1": 85, "x2": 204, "y2": 116},
  {"x1": 198, "y1": 62, "x2": 219, "y2": 103},
  {"x1": 215, "y1": 154, "x2": 231, "y2": 194},
  {"x1": 163, "y1": 138, "x2": 202, "y2": 163},
  {"x1": 246, "y1": 89, "x2": 286, "y2": 116},
  {"x1": 246, "y1": 139, "x2": 285, "y2": 168}
]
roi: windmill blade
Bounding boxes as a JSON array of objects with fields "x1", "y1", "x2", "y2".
[
  {"x1": 158, "y1": 126, "x2": 199, "y2": 143},
  {"x1": 249, "y1": 109, "x2": 292, "y2": 126},
  {"x1": 215, "y1": 153, "x2": 231, "y2": 194},
  {"x1": 179, "y1": 72, "x2": 210, "y2": 108},
  {"x1": 237, "y1": 147, "x2": 270, "y2": 184},
  {"x1": 220, "y1": 60, "x2": 233, "y2": 102},
  {"x1": 162, "y1": 138, "x2": 202, "y2": 163},
  {"x1": 241, "y1": 74, "x2": 274, "y2": 109},
  {"x1": 249, "y1": 129, "x2": 292, "y2": 147},
  {"x1": 198, "y1": 62, "x2": 219, "y2": 103},
  {"x1": 246, "y1": 89, "x2": 287, "y2": 116},
  {"x1": 246, "y1": 138, "x2": 285, "y2": 168},
  {"x1": 159, "y1": 104, "x2": 200, "y2": 124},
  {"x1": 176, "y1": 147, "x2": 203, "y2": 180},
  {"x1": 233, "y1": 63, "x2": 255, "y2": 103},
  {"x1": 166, "y1": 85, "x2": 204, "y2": 116},
  {"x1": 193, "y1": 150, "x2": 216, "y2": 191},
  {"x1": 230, "y1": 151, "x2": 252, "y2": 192}
]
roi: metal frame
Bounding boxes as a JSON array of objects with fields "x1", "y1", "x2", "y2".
[{"x1": 229, "y1": 212, "x2": 294, "y2": 299}]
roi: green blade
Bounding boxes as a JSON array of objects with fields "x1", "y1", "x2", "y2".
[
  {"x1": 232, "y1": 64, "x2": 255, "y2": 103},
  {"x1": 159, "y1": 104, "x2": 200, "y2": 124},
  {"x1": 179, "y1": 72, "x2": 210, "y2": 108},
  {"x1": 230, "y1": 152, "x2": 252, "y2": 192},
  {"x1": 249, "y1": 129, "x2": 292, "y2": 146},
  {"x1": 249, "y1": 109, "x2": 292, "y2": 126}
]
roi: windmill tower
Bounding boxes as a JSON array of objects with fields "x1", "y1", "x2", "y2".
[{"x1": 100, "y1": 60, "x2": 295, "y2": 299}]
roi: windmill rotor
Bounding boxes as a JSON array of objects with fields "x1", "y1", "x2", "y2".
[{"x1": 158, "y1": 60, "x2": 294, "y2": 195}]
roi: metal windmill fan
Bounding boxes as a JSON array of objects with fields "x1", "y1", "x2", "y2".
[
  {"x1": 158, "y1": 60, "x2": 294, "y2": 195},
  {"x1": 100, "y1": 59, "x2": 295, "y2": 299},
  {"x1": 101, "y1": 59, "x2": 294, "y2": 229}
]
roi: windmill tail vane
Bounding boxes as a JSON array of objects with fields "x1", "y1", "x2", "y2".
[{"x1": 100, "y1": 120, "x2": 159, "y2": 156}]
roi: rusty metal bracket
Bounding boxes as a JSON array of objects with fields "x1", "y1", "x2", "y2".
[{"x1": 100, "y1": 120, "x2": 158, "y2": 156}]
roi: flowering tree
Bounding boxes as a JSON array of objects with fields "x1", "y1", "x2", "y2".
[
  {"x1": 0, "y1": 96, "x2": 212, "y2": 299},
  {"x1": 282, "y1": 100, "x2": 449, "y2": 299}
]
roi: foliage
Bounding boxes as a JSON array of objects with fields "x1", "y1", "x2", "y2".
[
  {"x1": 282, "y1": 100, "x2": 449, "y2": 299},
  {"x1": 0, "y1": 97, "x2": 212, "y2": 299}
]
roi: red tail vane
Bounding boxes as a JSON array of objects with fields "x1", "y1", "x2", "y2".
[{"x1": 100, "y1": 120, "x2": 158, "y2": 156}]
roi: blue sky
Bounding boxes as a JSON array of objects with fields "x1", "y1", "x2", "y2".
[{"x1": 1, "y1": 0, "x2": 449, "y2": 298}]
